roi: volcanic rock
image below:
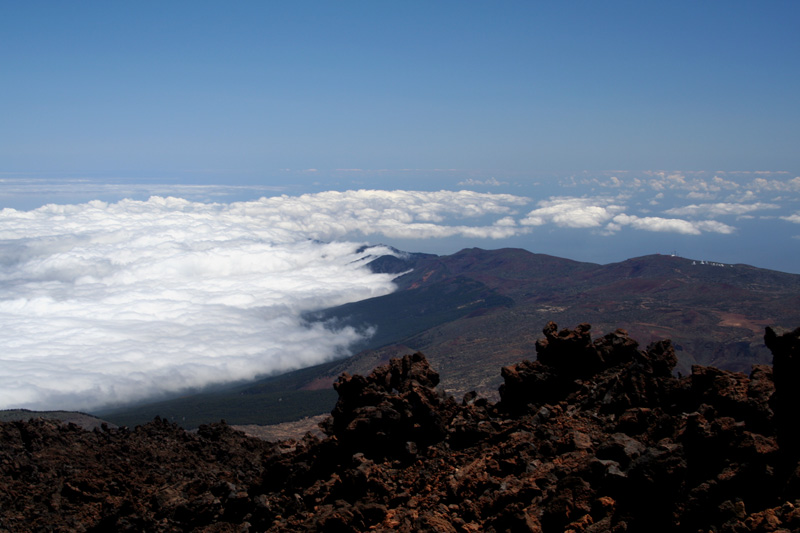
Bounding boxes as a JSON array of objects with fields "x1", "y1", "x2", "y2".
[{"x1": 1, "y1": 323, "x2": 800, "y2": 531}]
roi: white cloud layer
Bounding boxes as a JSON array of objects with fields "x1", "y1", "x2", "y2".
[
  {"x1": 610, "y1": 215, "x2": 736, "y2": 235},
  {"x1": 663, "y1": 202, "x2": 780, "y2": 217},
  {"x1": 0, "y1": 190, "x2": 530, "y2": 410},
  {"x1": 518, "y1": 196, "x2": 740, "y2": 235},
  {"x1": 573, "y1": 171, "x2": 800, "y2": 201},
  {"x1": 520, "y1": 197, "x2": 625, "y2": 228}
]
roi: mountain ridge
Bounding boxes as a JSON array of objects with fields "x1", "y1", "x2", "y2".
[
  {"x1": 100, "y1": 247, "x2": 800, "y2": 428},
  {"x1": 325, "y1": 248, "x2": 799, "y2": 394}
]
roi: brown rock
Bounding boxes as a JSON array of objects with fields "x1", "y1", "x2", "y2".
[{"x1": 2, "y1": 323, "x2": 800, "y2": 532}]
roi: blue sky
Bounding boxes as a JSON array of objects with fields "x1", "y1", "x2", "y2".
[
  {"x1": 3, "y1": 1, "x2": 799, "y2": 177},
  {"x1": 1, "y1": 2, "x2": 800, "y2": 272}
]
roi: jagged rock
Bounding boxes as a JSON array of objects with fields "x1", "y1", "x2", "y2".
[
  {"x1": 765, "y1": 325, "x2": 800, "y2": 455},
  {"x1": 498, "y1": 322, "x2": 677, "y2": 415},
  {"x1": 2, "y1": 323, "x2": 800, "y2": 532},
  {"x1": 321, "y1": 352, "x2": 458, "y2": 459}
]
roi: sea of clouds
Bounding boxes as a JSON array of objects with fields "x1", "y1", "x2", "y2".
[
  {"x1": 0, "y1": 182, "x2": 796, "y2": 411},
  {"x1": 0, "y1": 190, "x2": 530, "y2": 411}
]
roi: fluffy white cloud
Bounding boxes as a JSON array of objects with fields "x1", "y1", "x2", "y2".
[
  {"x1": 602, "y1": 171, "x2": 796, "y2": 199},
  {"x1": 493, "y1": 216, "x2": 517, "y2": 227},
  {"x1": 488, "y1": 171, "x2": 798, "y2": 216},
  {"x1": 518, "y1": 196, "x2": 741, "y2": 235},
  {"x1": 0, "y1": 190, "x2": 531, "y2": 410},
  {"x1": 750, "y1": 176, "x2": 800, "y2": 192},
  {"x1": 610, "y1": 215, "x2": 736, "y2": 235},
  {"x1": 663, "y1": 202, "x2": 780, "y2": 217},
  {"x1": 241, "y1": 189, "x2": 531, "y2": 240},
  {"x1": 520, "y1": 197, "x2": 625, "y2": 228}
]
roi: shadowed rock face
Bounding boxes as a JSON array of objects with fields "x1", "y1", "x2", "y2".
[
  {"x1": 2, "y1": 323, "x2": 800, "y2": 531},
  {"x1": 321, "y1": 351, "x2": 458, "y2": 459},
  {"x1": 765, "y1": 325, "x2": 800, "y2": 455},
  {"x1": 498, "y1": 322, "x2": 676, "y2": 414}
]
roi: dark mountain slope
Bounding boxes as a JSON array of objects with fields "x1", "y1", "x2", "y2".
[
  {"x1": 99, "y1": 360, "x2": 342, "y2": 429},
  {"x1": 321, "y1": 249, "x2": 800, "y2": 399},
  {"x1": 306, "y1": 275, "x2": 514, "y2": 353},
  {"x1": 392, "y1": 247, "x2": 598, "y2": 297},
  {"x1": 102, "y1": 248, "x2": 800, "y2": 427}
]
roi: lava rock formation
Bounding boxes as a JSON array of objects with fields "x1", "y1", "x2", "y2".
[{"x1": 2, "y1": 322, "x2": 800, "y2": 532}]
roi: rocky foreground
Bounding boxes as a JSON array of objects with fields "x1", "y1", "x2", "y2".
[{"x1": 2, "y1": 323, "x2": 800, "y2": 532}]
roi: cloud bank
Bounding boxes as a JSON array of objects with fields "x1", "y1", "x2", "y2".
[
  {"x1": 520, "y1": 197, "x2": 624, "y2": 228},
  {"x1": 663, "y1": 202, "x2": 780, "y2": 218},
  {"x1": 0, "y1": 190, "x2": 528, "y2": 410},
  {"x1": 1, "y1": 183, "x2": 790, "y2": 410},
  {"x1": 519, "y1": 197, "x2": 737, "y2": 235},
  {"x1": 608, "y1": 215, "x2": 736, "y2": 235}
]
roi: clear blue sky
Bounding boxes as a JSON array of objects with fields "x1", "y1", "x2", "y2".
[{"x1": 2, "y1": 1, "x2": 799, "y2": 180}]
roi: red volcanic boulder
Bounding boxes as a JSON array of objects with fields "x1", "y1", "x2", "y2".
[
  {"x1": 322, "y1": 352, "x2": 458, "y2": 459},
  {"x1": 498, "y1": 322, "x2": 677, "y2": 413}
]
